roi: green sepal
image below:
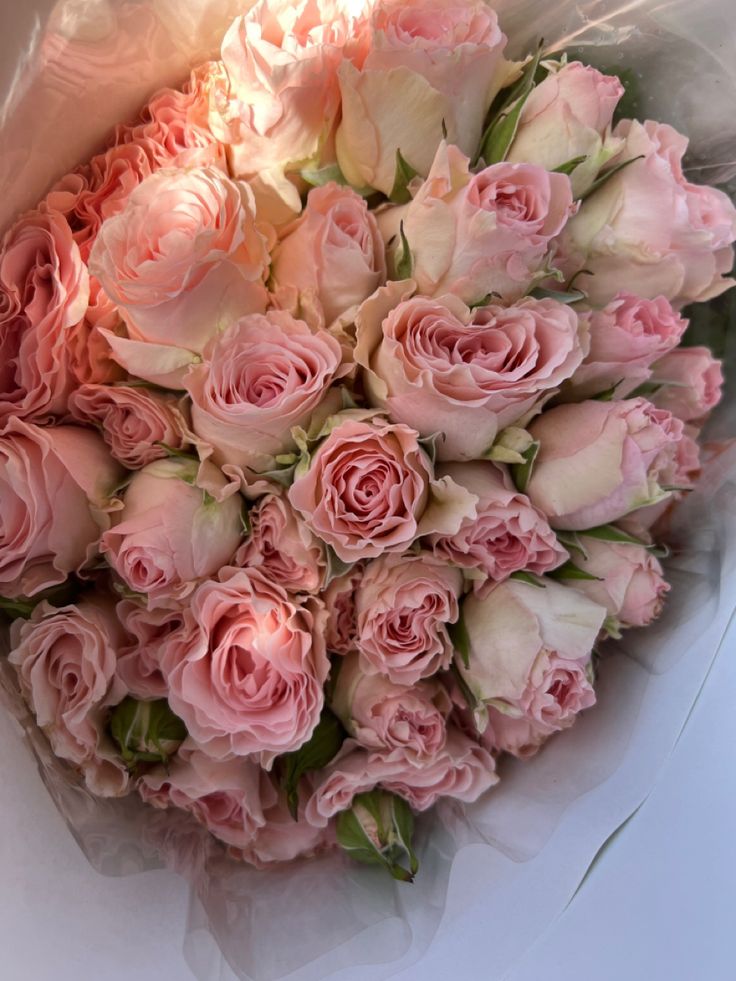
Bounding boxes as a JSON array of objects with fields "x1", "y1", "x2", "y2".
[
  {"x1": 553, "y1": 154, "x2": 588, "y2": 175},
  {"x1": 395, "y1": 221, "x2": 413, "y2": 279},
  {"x1": 548, "y1": 562, "x2": 603, "y2": 583},
  {"x1": 336, "y1": 790, "x2": 418, "y2": 883},
  {"x1": 478, "y1": 39, "x2": 545, "y2": 165},
  {"x1": 509, "y1": 570, "x2": 546, "y2": 588},
  {"x1": 279, "y1": 708, "x2": 346, "y2": 820},
  {"x1": 300, "y1": 162, "x2": 373, "y2": 198},
  {"x1": 581, "y1": 524, "x2": 647, "y2": 547},
  {"x1": 389, "y1": 149, "x2": 419, "y2": 204},
  {"x1": 109, "y1": 697, "x2": 187, "y2": 769},
  {"x1": 578, "y1": 155, "x2": 645, "y2": 202},
  {"x1": 529, "y1": 286, "x2": 586, "y2": 304},
  {"x1": 511, "y1": 439, "x2": 540, "y2": 493},
  {"x1": 448, "y1": 613, "x2": 471, "y2": 669}
]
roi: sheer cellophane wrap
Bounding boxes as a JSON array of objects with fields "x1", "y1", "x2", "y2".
[{"x1": 1, "y1": 2, "x2": 735, "y2": 979}]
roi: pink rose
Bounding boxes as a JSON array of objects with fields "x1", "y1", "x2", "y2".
[
  {"x1": 526, "y1": 398, "x2": 686, "y2": 530},
  {"x1": 270, "y1": 183, "x2": 386, "y2": 326},
  {"x1": 68, "y1": 383, "x2": 191, "y2": 470},
  {"x1": 429, "y1": 462, "x2": 567, "y2": 590},
  {"x1": 161, "y1": 569, "x2": 329, "y2": 759},
  {"x1": 233, "y1": 492, "x2": 326, "y2": 594},
  {"x1": 331, "y1": 652, "x2": 452, "y2": 762},
  {"x1": 354, "y1": 551, "x2": 463, "y2": 685},
  {"x1": 288, "y1": 414, "x2": 478, "y2": 563},
  {"x1": 649, "y1": 347, "x2": 724, "y2": 422},
  {"x1": 323, "y1": 565, "x2": 365, "y2": 654},
  {"x1": 185, "y1": 311, "x2": 345, "y2": 484},
  {"x1": 89, "y1": 167, "x2": 272, "y2": 386},
  {"x1": 507, "y1": 62, "x2": 624, "y2": 196},
  {"x1": 567, "y1": 536, "x2": 669, "y2": 629},
  {"x1": 387, "y1": 143, "x2": 574, "y2": 303},
  {"x1": 355, "y1": 284, "x2": 587, "y2": 459},
  {"x1": 0, "y1": 419, "x2": 122, "y2": 598},
  {"x1": 100, "y1": 458, "x2": 244, "y2": 607},
  {"x1": 459, "y1": 577, "x2": 604, "y2": 738},
  {"x1": 66, "y1": 278, "x2": 127, "y2": 387},
  {"x1": 115, "y1": 600, "x2": 186, "y2": 700},
  {"x1": 555, "y1": 120, "x2": 736, "y2": 306},
  {"x1": 336, "y1": 0, "x2": 507, "y2": 194},
  {"x1": 481, "y1": 709, "x2": 549, "y2": 760},
  {"x1": 9, "y1": 598, "x2": 129, "y2": 796},
  {"x1": 0, "y1": 208, "x2": 89, "y2": 429},
  {"x1": 561, "y1": 293, "x2": 687, "y2": 400}
]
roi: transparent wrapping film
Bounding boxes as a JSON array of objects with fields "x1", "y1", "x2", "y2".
[{"x1": 1, "y1": 1, "x2": 735, "y2": 979}]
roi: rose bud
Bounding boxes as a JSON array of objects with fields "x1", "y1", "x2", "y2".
[
  {"x1": 525, "y1": 398, "x2": 686, "y2": 530},
  {"x1": 353, "y1": 552, "x2": 463, "y2": 685},
  {"x1": 115, "y1": 600, "x2": 185, "y2": 700},
  {"x1": 336, "y1": 789, "x2": 418, "y2": 882},
  {"x1": 649, "y1": 347, "x2": 724, "y2": 422},
  {"x1": 100, "y1": 457, "x2": 244, "y2": 607},
  {"x1": 109, "y1": 696, "x2": 187, "y2": 767}
]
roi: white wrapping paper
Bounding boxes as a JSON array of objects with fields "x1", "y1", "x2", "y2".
[{"x1": 1, "y1": 2, "x2": 735, "y2": 980}]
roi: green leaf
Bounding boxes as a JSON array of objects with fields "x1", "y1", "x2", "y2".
[
  {"x1": 511, "y1": 439, "x2": 540, "y2": 493},
  {"x1": 478, "y1": 40, "x2": 545, "y2": 165},
  {"x1": 395, "y1": 221, "x2": 413, "y2": 279},
  {"x1": 389, "y1": 149, "x2": 419, "y2": 204},
  {"x1": 509, "y1": 570, "x2": 546, "y2": 588},
  {"x1": 109, "y1": 698, "x2": 187, "y2": 769},
  {"x1": 279, "y1": 709, "x2": 346, "y2": 819},
  {"x1": 448, "y1": 613, "x2": 471, "y2": 669},
  {"x1": 581, "y1": 524, "x2": 647, "y2": 547},
  {"x1": 300, "y1": 162, "x2": 373, "y2": 198},
  {"x1": 529, "y1": 286, "x2": 586, "y2": 304},
  {"x1": 578, "y1": 155, "x2": 645, "y2": 202},
  {"x1": 0, "y1": 596, "x2": 36, "y2": 620},
  {"x1": 553, "y1": 154, "x2": 588, "y2": 176},
  {"x1": 548, "y1": 562, "x2": 603, "y2": 582},
  {"x1": 0, "y1": 580, "x2": 81, "y2": 622},
  {"x1": 337, "y1": 791, "x2": 418, "y2": 883}
]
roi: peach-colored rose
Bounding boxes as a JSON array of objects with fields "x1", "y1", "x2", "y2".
[
  {"x1": 68, "y1": 383, "x2": 190, "y2": 470},
  {"x1": 429, "y1": 462, "x2": 567, "y2": 590},
  {"x1": 101, "y1": 458, "x2": 243, "y2": 607},
  {"x1": 649, "y1": 347, "x2": 724, "y2": 422},
  {"x1": 507, "y1": 62, "x2": 624, "y2": 196},
  {"x1": 561, "y1": 293, "x2": 688, "y2": 401},
  {"x1": 355, "y1": 284, "x2": 587, "y2": 459},
  {"x1": 89, "y1": 167, "x2": 272, "y2": 386},
  {"x1": 9, "y1": 598, "x2": 129, "y2": 796},
  {"x1": 185, "y1": 310, "x2": 344, "y2": 484},
  {"x1": 288, "y1": 414, "x2": 478, "y2": 563},
  {"x1": 161, "y1": 569, "x2": 330, "y2": 759},
  {"x1": 336, "y1": 0, "x2": 507, "y2": 194},
  {"x1": 233, "y1": 492, "x2": 326, "y2": 594},
  {"x1": 115, "y1": 599, "x2": 186, "y2": 700},
  {"x1": 526, "y1": 398, "x2": 685, "y2": 530},
  {"x1": 386, "y1": 143, "x2": 575, "y2": 304},
  {"x1": 0, "y1": 208, "x2": 89, "y2": 429},
  {"x1": 270, "y1": 183, "x2": 386, "y2": 326},
  {"x1": 354, "y1": 551, "x2": 463, "y2": 685},
  {"x1": 66, "y1": 278, "x2": 127, "y2": 387},
  {"x1": 0, "y1": 419, "x2": 122, "y2": 598}
]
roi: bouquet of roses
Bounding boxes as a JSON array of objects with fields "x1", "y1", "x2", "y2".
[{"x1": 1, "y1": 0, "x2": 733, "y2": 885}]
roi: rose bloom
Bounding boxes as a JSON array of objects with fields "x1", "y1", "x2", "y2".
[
  {"x1": 270, "y1": 183, "x2": 386, "y2": 326},
  {"x1": 331, "y1": 652, "x2": 452, "y2": 763},
  {"x1": 568, "y1": 536, "x2": 670, "y2": 629},
  {"x1": 115, "y1": 599, "x2": 186, "y2": 700},
  {"x1": 66, "y1": 277, "x2": 127, "y2": 387},
  {"x1": 386, "y1": 143, "x2": 574, "y2": 304},
  {"x1": 305, "y1": 728, "x2": 498, "y2": 826},
  {"x1": 9, "y1": 598, "x2": 130, "y2": 796},
  {"x1": 336, "y1": 0, "x2": 507, "y2": 195},
  {"x1": 288, "y1": 414, "x2": 478, "y2": 563},
  {"x1": 555, "y1": 120, "x2": 736, "y2": 307},
  {"x1": 323, "y1": 564, "x2": 364, "y2": 654},
  {"x1": 160, "y1": 568, "x2": 329, "y2": 759},
  {"x1": 526, "y1": 397, "x2": 685, "y2": 530},
  {"x1": 68, "y1": 383, "x2": 190, "y2": 470},
  {"x1": 100, "y1": 458, "x2": 244, "y2": 608},
  {"x1": 561, "y1": 293, "x2": 688, "y2": 401},
  {"x1": 89, "y1": 167, "x2": 272, "y2": 386},
  {"x1": 355, "y1": 284, "x2": 587, "y2": 460},
  {"x1": 0, "y1": 419, "x2": 122, "y2": 598},
  {"x1": 0, "y1": 208, "x2": 89, "y2": 429},
  {"x1": 429, "y1": 462, "x2": 567, "y2": 590},
  {"x1": 507, "y1": 62, "x2": 624, "y2": 197},
  {"x1": 353, "y1": 551, "x2": 462, "y2": 685},
  {"x1": 459, "y1": 577, "x2": 605, "y2": 743},
  {"x1": 649, "y1": 346, "x2": 724, "y2": 422},
  {"x1": 233, "y1": 492, "x2": 326, "y2": 594},
  {"x1": 185, "y1": 310, "x2": 344, "y2": 483}
]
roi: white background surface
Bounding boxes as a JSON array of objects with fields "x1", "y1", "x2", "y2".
[{"x1": 1, "y1": 618, "x2": 734, "y2": 981}]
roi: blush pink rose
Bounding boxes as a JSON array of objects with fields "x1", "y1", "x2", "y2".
[
  {"x1": 234, "y1": 493, "x2": 326, "y2": 594},
  {"x1": 270, "y1": 183, "x2": 386, "y2": 326},
  {"x1": 0, "y1": 419, "x2": 122, "y2": 598},
  {"x1": 288, "y1": 414, "x2": 478, "y2": 563},
  {"x1": 429, "y1": 462, "x2": 567, "y2": 590},
  {"x1": 161, "y1": 568, "x2": 329, "y2": 759},
  {"x1": 649, "y1": 347, "x2": 724, "y2": 422},
  {"x1": 0, "y1": 208, "x2": 89, "y2": 429},
  {"x1": 480, "y1": 708, "x2": 550, "y2": 760},
  {"x1": 100, "y1": 457, "x2": 244, "y2": 607},
  {"x1": 89, "y1": 167, "x2": 272, "y2": 386},
  {"x1": 323, "y1": 564, "x2": 365, "y2": 654},
  {"x1": 331, "y1": 652, "x2": 452, "y2": 763},
  {"x1": 354, "y1": 551, "x2": 463, "y2": 685},
  {"x1": 459, "y1": 577, "x2": 604, "y2": 737},
  {"x1": 66, "y1": 278, "x2": 127, "y2": 387},
  {"x1": 115, "y1": 600, "x2": 186, "y2": 700},
  {"x1": 526, "y1": 398, "x2": 686, "y2": 530},
  {"x1": 561, "y1": 293, "x2": 688, "y2": 401},
  {"x1": 9, "y1": 598, "x2": 129, "y2": 796},
  {"x1": 68, "y1": 383, "x2": 191, "y2": 470},
  {"x1": 355, "y1": 284, "x2": 587, "y2": 459},
  {"x1": 386, "y1": 143, "x2": 574, "y2": 304},
  {"x1": 507, "y1": 62, "x2": 624, "y2": 196},
  {"x1": 336, "y1": 0, "x2": 507, "y2": 194},
  {"x1": 185, "y1": 311, "x2": 345, "y2": 484}
]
